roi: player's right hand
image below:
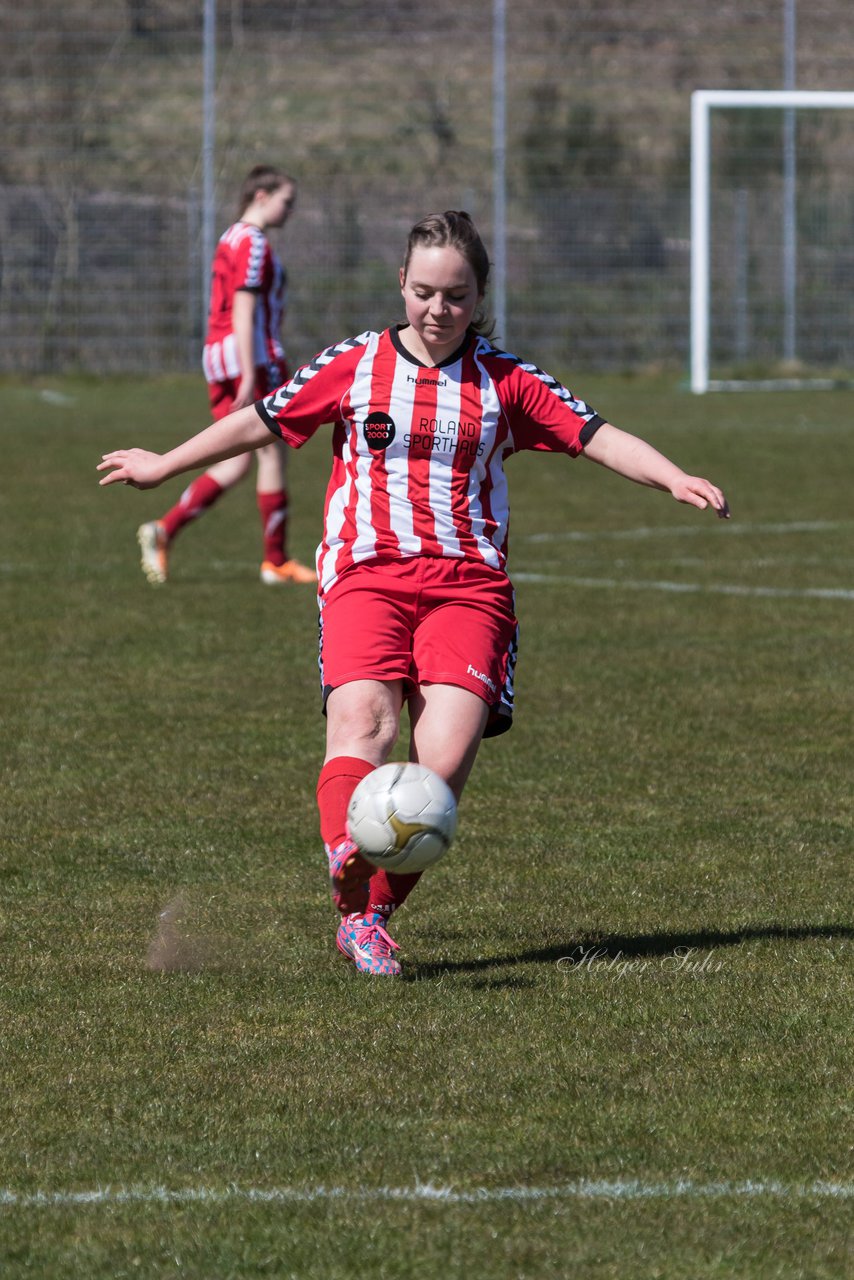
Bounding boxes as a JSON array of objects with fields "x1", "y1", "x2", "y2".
[
  {"x1": 231, "y1": 376, "x2": 256, "y2": 411},
  {"x1": 97, "y1": 449, "x2": 166, "y2": 489}
]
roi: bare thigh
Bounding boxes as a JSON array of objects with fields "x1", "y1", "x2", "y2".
[{"x1": 408, "y1": 683, "x2": 489, "y2": 800}]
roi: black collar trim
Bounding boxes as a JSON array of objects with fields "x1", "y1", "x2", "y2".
[{"x1": 390, "y1": 324, "x2": 472, "y2": 369}]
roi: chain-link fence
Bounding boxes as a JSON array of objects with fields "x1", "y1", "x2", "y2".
[{"x1": 3, "y1": 1, "x2": 854, "y2": 377}]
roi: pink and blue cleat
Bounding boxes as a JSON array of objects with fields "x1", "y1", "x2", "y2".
[
  {"x1": 327, "y1": 838, "x2": 372, "y2": 915},
  {"x1": 336, "y1": 912, "x2": 402, "y2": 976}
]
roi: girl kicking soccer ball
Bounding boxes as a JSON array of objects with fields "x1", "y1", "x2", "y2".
[{"x1": 99, "y1": 210, "x2": 729, "y2": 978}]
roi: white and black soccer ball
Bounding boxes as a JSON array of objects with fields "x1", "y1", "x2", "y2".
[{"x1": 346, "y1": 762, "x2": 458, "y2": 873}]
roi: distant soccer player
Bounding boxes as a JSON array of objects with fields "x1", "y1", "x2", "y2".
[
  {"x1": 137, "y1": 165, "x2": 315, "y2": 586},
  {"x1": 101, "y1": 210, "x2": 730, "y2": 976}
]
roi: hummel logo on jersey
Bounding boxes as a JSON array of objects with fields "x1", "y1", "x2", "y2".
[
  {"x1": 364, "y1": 412, "x2": 396, "y2": 450},
  {"x1": 406, "y1": 374, "x2": 447, "y2": 387},
  {"x1": 467, "y1": 664, "x2": 497, "y2": 693}
]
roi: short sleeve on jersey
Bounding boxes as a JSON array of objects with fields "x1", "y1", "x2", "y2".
[
  {"x1": 234, "y1": 225, "x2": 270, "y2": 292},
  {"x1": 255, "y1": 332, "x2": 374, "y2": 447},
  {"x1": 488, "y1": 348, "x2": 605, "y2": 455}
]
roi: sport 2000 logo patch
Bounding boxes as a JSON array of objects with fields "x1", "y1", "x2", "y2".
[{"x1": 363, "y1": 412, "x2": 396, "y2": 451}]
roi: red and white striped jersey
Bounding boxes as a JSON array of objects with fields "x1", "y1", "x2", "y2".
[
  {"x1": 257, "y1": 326, "x2": 604, "y2": 595},
  {"x1": 202, "y1": 221, "x2": 287, "y2": 384}
]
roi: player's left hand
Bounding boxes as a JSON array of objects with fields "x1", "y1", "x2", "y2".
[
  {"x1": 671, "y1": 476, "x2": 731, "y2": 519},
  {"x1": 97, "y1": 449, "x2": 166, "y2": 489}
]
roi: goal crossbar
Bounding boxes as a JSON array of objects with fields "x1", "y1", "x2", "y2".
[{"x1": 691, "y1": 89, "x2": 854, "y2": 393}]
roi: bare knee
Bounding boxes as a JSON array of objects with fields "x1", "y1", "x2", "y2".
[
  {"x1": 325, "y1": 681, "x2": 402, "y2": 764},
  {"x1": 207, "y1": 452, "x2": 253, "y2": 489},
  {"x1": 256, "y1": 440, "x2": 288, "y2": 490}
]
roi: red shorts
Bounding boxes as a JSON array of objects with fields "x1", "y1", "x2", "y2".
[
  {"x1": 319, "y1": 557, "x2": 519, "y2": 737},
  {"x1": 207, "y1": 361, "x2": 289, "y2": 422}
]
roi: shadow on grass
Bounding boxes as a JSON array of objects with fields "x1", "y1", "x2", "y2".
[{"x1": 408, "y1": 923, "x2": 853, "y2": 981}]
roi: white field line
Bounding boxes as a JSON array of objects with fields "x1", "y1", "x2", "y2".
[
  {"x1": 514, "y1": 519, "x2": 854, "y2": 599},
  {"x1": 513, "y1": 574, "x2": 854, "y2": 601},
  {"x1": 1, "y1": 1179, "x2": 852, "y2": 1210},
  {"x1": 516, "y1": 519, "x2": 853, "y2": 544}
]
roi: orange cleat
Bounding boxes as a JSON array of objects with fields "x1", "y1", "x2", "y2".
[
  {"x1": 137, "y1": 521, "x2": 169, "y2": 585},
  {"x1": 260, "y1": 558, "x2": 316, "y2": 585}
]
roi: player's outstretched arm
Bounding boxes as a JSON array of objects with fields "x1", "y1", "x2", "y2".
[
  {"x1": 97, "y1": 405, "x2": 271, "y2": 489},
  {"x1": 582, "y1": 423, "x2": 730, "y2": 519}
]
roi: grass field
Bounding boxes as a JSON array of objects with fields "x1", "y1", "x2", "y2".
[{"x1": 1, "y1": 372, "x2": 851, "y2": 1278}]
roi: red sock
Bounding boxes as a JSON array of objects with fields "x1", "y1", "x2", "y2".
[
  {"x1": 161, "y1": 473, "x2": 224, "y2": 540},
  {"x1": 367, "y1": 869, "x2": 423, "y2": 919},
  {"x1": 257, "y1": 489, "x2": 289, "y2": 566},
  {"x1": 316, "y1": 755, "x2": 375, "y2": 852}
]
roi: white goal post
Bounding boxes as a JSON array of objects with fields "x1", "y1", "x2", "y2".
[{"x1": 691, "y1": 89, "x2": 854, "y2": 393}]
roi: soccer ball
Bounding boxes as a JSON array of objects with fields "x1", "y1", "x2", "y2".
[{"x1": 346, "y1": 762, "x2": 458, "y2": 873}]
